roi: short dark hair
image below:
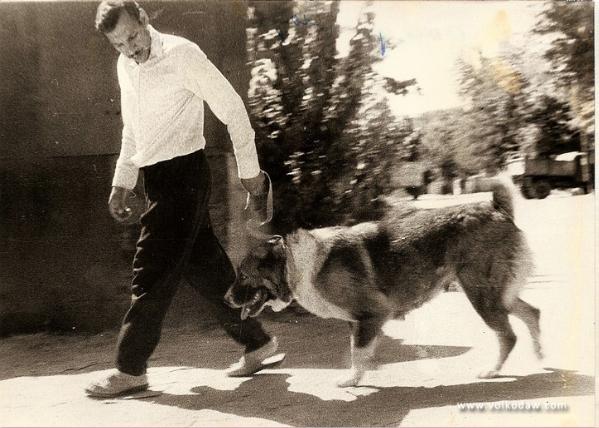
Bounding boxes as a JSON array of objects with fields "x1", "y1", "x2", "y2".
[{"x1": 95, "y1": 0, "x2": 142, "y2": 33}]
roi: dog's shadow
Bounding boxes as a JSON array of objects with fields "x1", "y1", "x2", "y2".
[
  {"x1": 263, "y1": 316, "x2": 472, "y2": 371},
  {"x1": 375, "y1": 335, "x2": 469, "y2": 365},
  {"x1": 141, "y1": 368, "x2": 593, "y2": 426}
]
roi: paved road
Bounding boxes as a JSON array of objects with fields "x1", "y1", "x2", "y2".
[{"x1": 1, "y1": 192, "x2": 595, "y2": 426}]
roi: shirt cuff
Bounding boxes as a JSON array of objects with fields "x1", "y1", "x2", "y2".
[
  {"x1": 238, "y1": 162, "x2": 261, "y2": 180},
  {"x1": 112, "y1": 164, "x2": 139, "y2": 190}
]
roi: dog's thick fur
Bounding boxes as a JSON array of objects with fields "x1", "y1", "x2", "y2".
[{"x1": 225, "y1": 183, "x2": 542, "y2": 386}]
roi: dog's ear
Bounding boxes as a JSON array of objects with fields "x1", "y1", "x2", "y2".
[
  {"x1": 267, "y1": 235, "x2": 283, "y2": 245},
  {"x1": 267, "y1": 235, "x2": 286, "y2": 258}
]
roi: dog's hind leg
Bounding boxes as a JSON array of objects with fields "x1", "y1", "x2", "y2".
[
  {"x1": 475, "y1": 309, "x2": 516, "y2": 378},
  {"x1": 510, "y1": 297, "x2": 543, "y2": 360},
  {"x1": 337, "y1": 316, "x2": 386, "y2": 387},
  {"x1": 460, "y1": 283, "x2": 517, "y2": 379}
]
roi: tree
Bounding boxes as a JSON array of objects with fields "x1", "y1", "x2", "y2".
[
  {"x1": 456, "y1": 53, "x2": 531, "y2": 171},
  {"x1": 527, "y1": 95, "x2": 579, "y2": 157},
  {"x1": 535, "y1": 2, "x2": 594, "y2": 97},
  {"x1": 247, "y1": 1, "x2": 416, "y2": 230},
  {"x1": 534, "y1": 1, "x2": 594, "y2": 151}
]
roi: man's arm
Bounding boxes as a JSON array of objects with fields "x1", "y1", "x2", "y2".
[
  {"x1": 181, "y1": 45, "x2": 263, "y2": 188},
  {"x1": 109, "y1": 57, "x2": 139, "y2": 222},
  {"x1": 112, "y1": 57, "x2": 139, "y2": 190}
]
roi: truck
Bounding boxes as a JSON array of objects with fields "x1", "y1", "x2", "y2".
[{"x1": 506, "y1": 151, "x2": 594, "y2": 199}]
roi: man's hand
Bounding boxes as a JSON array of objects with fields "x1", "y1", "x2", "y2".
[{"x1": 108, "y1": 186, "x2": 133, "y2": 222}]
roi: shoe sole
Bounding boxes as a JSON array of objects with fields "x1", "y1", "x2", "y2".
[
  {"x1": 227, "y1": 353, "x2": 286, "y2": 377},
  {"x1": 85, "y1": 383, "x2": 149, "y2": 399}
]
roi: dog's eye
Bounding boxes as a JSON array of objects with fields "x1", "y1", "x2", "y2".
[{"x1": 239, "y1": 273, "x2": 248, "y2": 281}]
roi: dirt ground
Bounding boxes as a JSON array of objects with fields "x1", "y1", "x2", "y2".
[{"x1": 1, "y1": 192, "x2": 595, "y2": 427}]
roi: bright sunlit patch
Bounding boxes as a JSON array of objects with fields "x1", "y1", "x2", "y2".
[{"x1": 284, "y1": 369, "x2": 379, "y2": 401}]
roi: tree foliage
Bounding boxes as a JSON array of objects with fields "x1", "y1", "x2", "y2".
[
  {"x1": 455, "y1": 53, "x2": 531, "y2": 171},
  {"x1": 247, "y1": 1, "x2": 416, "y2": 230},
  {"x1": 535, "y1": 1, "x2": 594, "y2": 95},
  {"x1": 416, "y1": 108, "x2": 472, "y2": 178},
  {"x1": 451, "y1": 2, "x2": 594, "y2": 168},
  {"x1": 527, "y1": 95, "x2": 580, "y2": 157},
  {"x1": 534, "y1": 1, "x2": 594, "y2": 147}
]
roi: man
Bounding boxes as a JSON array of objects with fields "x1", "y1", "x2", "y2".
[{"x1": 86, "y1": 0, "x2": 279, "y2": 398}]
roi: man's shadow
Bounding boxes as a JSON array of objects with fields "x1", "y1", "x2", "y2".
[{"x1": 142, "y1": 368, "x2": 593, "y2": 427}]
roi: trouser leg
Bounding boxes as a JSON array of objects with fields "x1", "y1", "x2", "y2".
[
  {"x1": 114, "y1": 206, "x2": 185, "y2": 376},
  {"x1": 115, "y1": 151, "x2": 210, "y2": 375},
  {"x1": 183, "y1": 226, "x2": 271, "y2": 353}
]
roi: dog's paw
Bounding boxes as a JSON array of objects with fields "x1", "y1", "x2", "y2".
[
  {"x1": 336, "y1": 370, "x2": 363, "y2": 388},
  {"x1": 477, "y1": 369, "x2": 500, "y2": 379}
]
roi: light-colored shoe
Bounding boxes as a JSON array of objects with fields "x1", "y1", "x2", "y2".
[
  {"x1": 226, "y1": 337, "x2": 283, "y2": 377},
  {"x1": 85, "y1": 369, "x2": 149, "y2": 398}
]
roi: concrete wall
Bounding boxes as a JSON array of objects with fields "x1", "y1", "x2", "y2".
[{"x1": 0, "y1": 1, "x2": 251, "y2": 335}]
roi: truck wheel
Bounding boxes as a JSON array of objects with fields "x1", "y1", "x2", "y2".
[
  {"x1": 534, "y1": 180, "x2": 552, "y2": 199},
  {"x1": 520, "y1": 182, "x2": 535, "y2": 199}
]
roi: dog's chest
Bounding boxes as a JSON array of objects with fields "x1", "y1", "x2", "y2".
[
  {"x1": 287, "y1": 237, "x2": 354, "y2": 321},
  {"x1": 293, "y1": 279, "x2": 354, "y2": 321}
]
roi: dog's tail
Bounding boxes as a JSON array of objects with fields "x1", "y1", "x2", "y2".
[{"x1": 491, "y1": 181, "x2": 514, "y2": 219}]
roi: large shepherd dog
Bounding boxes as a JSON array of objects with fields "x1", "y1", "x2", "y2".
[{"x1": 225, "y1": 183, "x2": 542, "y2": 386}]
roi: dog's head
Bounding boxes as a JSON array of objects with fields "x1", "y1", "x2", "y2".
[{"x1": 225, "y1": 235, "x2": 293, "y2": 320}]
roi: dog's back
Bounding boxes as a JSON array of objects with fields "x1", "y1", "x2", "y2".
[{"x1": 359, "y1": 184, "x2": 524, "y2": 303}]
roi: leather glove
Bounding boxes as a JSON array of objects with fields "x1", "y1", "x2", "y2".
[
  {"x1": 241, "y1": 171, "x2": 272, "y2": 226},
  {"x1": 241, "y1": 171, "x2": 267, "y2": 196}
]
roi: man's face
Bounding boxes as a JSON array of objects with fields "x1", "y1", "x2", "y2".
[{"x1": 105, "y1": 10, "x2": 151, "y2": 64}]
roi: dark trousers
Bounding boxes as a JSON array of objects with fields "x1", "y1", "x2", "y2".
[{"x1": 115, "y1": 150, "x2": 270, "y2": 376}]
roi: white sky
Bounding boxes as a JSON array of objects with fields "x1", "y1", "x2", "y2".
[{"x1": 336, "y1": 1, "x2": 547, "y2": 117}]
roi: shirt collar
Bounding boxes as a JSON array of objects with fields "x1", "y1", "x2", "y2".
[
  {"x1": 125, "y1": 25, "x2": 163, "y2": 67},
  {"x1": 147, "y1": 25, "x2": 163, "y2": 60}
]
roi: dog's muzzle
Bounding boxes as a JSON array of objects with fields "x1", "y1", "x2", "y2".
[{"x1": 223, "y1": 288, "x2": 238, "y2": 308}]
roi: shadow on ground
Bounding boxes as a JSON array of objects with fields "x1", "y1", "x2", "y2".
[
  {"x1": 277, "y1": 331, "x2": 471, "y2": 370},
  {"x1": 140, "y1": 368, "x2": 593, "y2": 427},
  {"x1": 0, "y1": 314, "x2": 469, "y2": 380}
]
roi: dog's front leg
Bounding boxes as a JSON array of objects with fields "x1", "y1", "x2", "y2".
[{"x1": 337, "y1": 318, "x2": 383, "y2": 387}]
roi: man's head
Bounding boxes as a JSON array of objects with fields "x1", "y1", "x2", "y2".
[{"x1": 96, "y1": 0, "x2": 152, "y2": 64}]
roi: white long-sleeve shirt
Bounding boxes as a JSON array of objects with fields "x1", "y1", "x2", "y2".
[{"x1": 112, "y1": 26, "x2": 260, "y2": 189}]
